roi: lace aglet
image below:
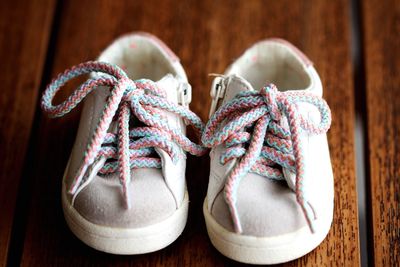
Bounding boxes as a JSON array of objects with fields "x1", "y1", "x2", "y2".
[
  {"x1": 125, "y1": 197, "x2": 131, "y2": 209},
  {"x1": 302, "y1": 201, "x2": 317, "y2": 234},
  {"x1": 308, "y1": 220, "x2": 316, "y2": 234},
  {"x1": 121, "y1": 183, "x2": 131, "y2": 209},
  {"x1": 228, "y1": 202, "x2": 243, "y2": 234},
  {"x1": 69, "y1": 165, "x2": 88, "y2": 194},
  {"x1": 234, "y1": 223, "x2": 243, "y2": 234}
]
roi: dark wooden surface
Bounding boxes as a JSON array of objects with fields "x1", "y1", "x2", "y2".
[
  {"x1": 362, "y1": 0, "x2": 400, "y2": 266},
  {"x1": 0, "y1": 0, "x2": 397, "y2": 266},
  {"x1": 0, "y1": 0, "x2": 55, "y2": 266}
]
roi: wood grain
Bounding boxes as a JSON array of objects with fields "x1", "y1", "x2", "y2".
[
  {"x1": 16, "y1": 0, "x2": 360, "y2": 266},
  {"x1": 362, "y1": 0, "x2": 400, "y2": 266},
  {"x1": 0, "y1": 0, "x2": 55, "y2": 265}
]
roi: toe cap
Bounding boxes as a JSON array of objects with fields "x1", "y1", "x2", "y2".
[
  {"x1": 211, "y1": 173, "x2": 307, "y2": 237},
  {"x1": 71, "y1": 168, "x2": 177, "y2": 228}
]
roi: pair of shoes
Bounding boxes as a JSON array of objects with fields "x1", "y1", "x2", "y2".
[{"x1": 41, "y1": 32, "x2": 333, "y2": 264}]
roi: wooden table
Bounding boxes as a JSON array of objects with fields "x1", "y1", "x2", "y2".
[{"x1": 0, "y1": 0, "x2": 398, "y2": 266}]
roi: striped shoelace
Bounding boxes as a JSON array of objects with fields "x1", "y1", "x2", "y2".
[
  {"x1": 41, "y1": 61, "x2": 207, "y2": 208},
  {"x1": 202, "y1": 84, "x2": 331, "y2": 233}
]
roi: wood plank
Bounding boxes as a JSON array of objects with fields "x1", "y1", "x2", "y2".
[
  {"x1": 18, "y1": 0, "x2": 359, "y2": 266},
  {"x1": 362, "y1": 0, "x2": 400, "y2": 265},
  {"x1": 0, "y1": 0, "x2": 55, "y2": 265}
]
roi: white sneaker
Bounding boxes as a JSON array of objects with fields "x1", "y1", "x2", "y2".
[
  {"x1": 202, "y1": 38, "x2": 333, "y2": 264},
  {"x1": 41, "y1": 32, "x2": 206, "y2": 254}
]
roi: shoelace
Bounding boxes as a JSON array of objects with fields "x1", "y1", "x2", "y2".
[
  {"x1": 202, "y1": 83, "x2": 331, "y2": 233},
  {"x1": 41, "y1": 61, "x2": 207, "y2": 208}
]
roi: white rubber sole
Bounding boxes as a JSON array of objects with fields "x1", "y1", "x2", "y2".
[
  {"x1": 203, "y1": 199, "x2": 332, "y2": 264},
  {"x1": 62, "y1": 184, "x2": 189, "y2": 255}
]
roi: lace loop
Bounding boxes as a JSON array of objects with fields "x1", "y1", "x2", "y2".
[
  {"x1": 42, "y1": 61, "x2": 207, "y2": 208},
  {"x1": 202, "y1": 83, "x2": 331, "y2": 234}
]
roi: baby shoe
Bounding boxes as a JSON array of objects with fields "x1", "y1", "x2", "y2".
[
  {"x1": 41, "y1": 33, "x2": 206, "y2": 254},
  {"x1": 202, "y1": 39, "x2": 333, "y2": 264}
]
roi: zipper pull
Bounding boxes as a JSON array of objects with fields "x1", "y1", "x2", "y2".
[{"x1": 209, "y1": 76, "x2": 226, "y2": 118}]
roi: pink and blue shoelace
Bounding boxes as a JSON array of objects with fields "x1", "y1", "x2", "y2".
[
  {"x1": 202, "y1": 84, "x2": 331, "y2": 233},
  {"x1": 41, "y1": 61, "x2": 207, "y2": 208}
]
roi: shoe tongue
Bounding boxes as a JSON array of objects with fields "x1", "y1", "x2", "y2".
[
  {"x1": 155, "y1": 74, "x2": 180, "y2": 103},
  {"x1": 153, "y1": 74, "x2": 185, "y2": 183},
  {"x1": 221, "y1": 74, "x2": 255, "y2": 106}
]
